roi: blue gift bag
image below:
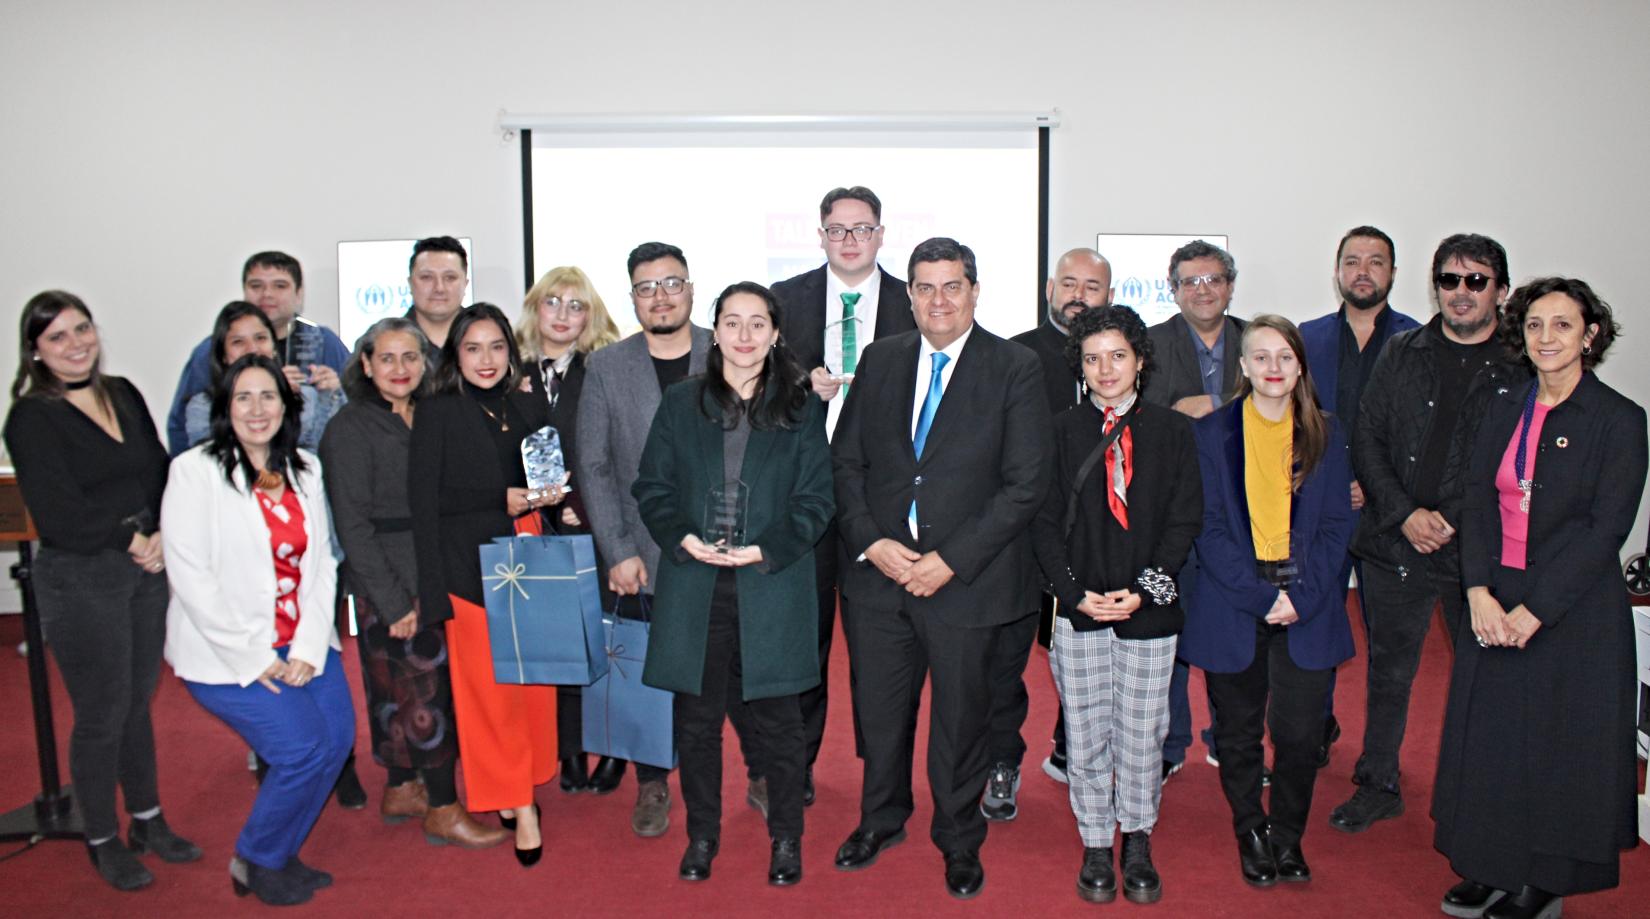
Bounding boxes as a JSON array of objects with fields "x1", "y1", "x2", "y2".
[
  {"x1": 582, "y1": 600, "x2": 676, "y2": 770},
  {"x1": 479, "y1": 534, "x2": 606, "y2": 686}
]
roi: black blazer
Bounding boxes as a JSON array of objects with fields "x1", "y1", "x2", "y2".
[
  {"x1": 832, "y1": 326, "x2": 1053, "y2": 626},
  {"x1": 527, "y1": 351, "x2": 590, "y2": 531},
  {"x1": 1011, "y1": 321, "x2": 1082, "y2": 414},
  {"x1": 1030, "y1": 400, "x2": 1202, "y2": 637},
  {"x1": 1142, "y1": 313, "x2": 1246, "y2": 409},
  {"x1": 772, "y1": 264, "x2": 915, "y2": 372},
  {"x1": 408, "y1": 387, "x2": 551, "y2": 624}
]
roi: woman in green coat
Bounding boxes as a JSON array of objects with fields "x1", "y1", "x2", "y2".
[{"x1": 633, "y1": 281, "x2": 833, "y2": 888}]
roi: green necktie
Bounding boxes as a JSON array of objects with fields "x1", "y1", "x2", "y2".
[{"x1": 840, "y1": 291, "x2": 861, "y2": 375}]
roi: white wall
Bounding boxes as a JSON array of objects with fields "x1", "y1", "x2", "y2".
[{"x1": 2, "y1": 0, "x2": 1648, "y2": 586}]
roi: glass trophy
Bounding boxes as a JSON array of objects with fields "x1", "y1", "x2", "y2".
[
  {"x1": 521, "y1": 425, "x2": 571, "y2": 502},
  {"x1": 702, "y1": 480, "x2": 750, "y2": 552},
  {"x1": 822, "y1": 314, "x2": 863, "y2": 383}
]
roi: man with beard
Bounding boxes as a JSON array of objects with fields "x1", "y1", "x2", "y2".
[
  {"x1": 576, "y1": 241, "x2": 763, "y2": 837},
  {"x1": 1327, "y1": 233, "x2": 1524, "y2": 835},
  {"x1": 998, "y1": 248, "x2": 1112, "y2": 800},
  {"x1": 1298, "y1": 226, "x2": 1419, "y2": 768}
]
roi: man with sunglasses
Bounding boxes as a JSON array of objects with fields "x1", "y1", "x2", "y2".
[
  {"x1": 1297, "y1": 226, "x2": 1421, "y2": 772},
  {"x1": 772, "y1": 187, "x2": 915, "y2": 805},
  {"x1": 1329, "y1": 233, "x2": 1525, "y2": 836}
]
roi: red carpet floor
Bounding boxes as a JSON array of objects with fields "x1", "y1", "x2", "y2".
[{"x1": 0, "y1": 601, "x2": 1644, "y2": 917}]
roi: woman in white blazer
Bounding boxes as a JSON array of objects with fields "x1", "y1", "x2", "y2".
[{"x1": 161, "y1": 354, "x2": 353, "y2": 907}]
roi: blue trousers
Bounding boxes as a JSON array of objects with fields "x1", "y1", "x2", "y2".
[{"x1": 186, "y1": 648, "x2": 354, "y2": 870}]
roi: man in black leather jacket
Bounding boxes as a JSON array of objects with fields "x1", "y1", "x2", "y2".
[{"x1": 1329, "y1": 233, "x2": 1527, "y2": 835}]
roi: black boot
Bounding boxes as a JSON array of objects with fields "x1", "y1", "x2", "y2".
[
  {"x1": 333, "y1": 754, "x2": 367, "y2": 810},
  {"x1": 1076, "y1": 846, "x2": 1115, "y2": 903},
  {"x1": 230, "y1": 856, "x2": 312, "y2": 906},
  {"x1": 87, "y1": 838, "x2": 153, "y2": 891},
  {"x1": 559, "y1": 754, "x2": 591, "y2": 793},
  {"x1": 127, "y1": 813, "x2": 202, "y2": 863},
  {"x1": 1121, "y1": 831, "x2": 1162, "y2": 903}
]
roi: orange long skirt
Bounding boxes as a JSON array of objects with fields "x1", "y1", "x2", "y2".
[{"x1": 445, "y1": 519, "x2": 557, "y2": 812}]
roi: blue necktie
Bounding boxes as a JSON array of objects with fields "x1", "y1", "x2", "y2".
[{"x1": 909, "y1": 352, "x2": 951, "y2": 530}]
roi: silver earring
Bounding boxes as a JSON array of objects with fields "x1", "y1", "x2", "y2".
[{"x1": 712, "y1": 337, "x2": 719, "y2": 346}]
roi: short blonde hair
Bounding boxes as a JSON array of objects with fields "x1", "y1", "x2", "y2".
[{"x1": 515, "y1": 266, "x2": 621, "y2": 360}]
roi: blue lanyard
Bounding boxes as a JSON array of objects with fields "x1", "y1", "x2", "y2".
[{"x1": 1513, "y1": 381, "x2": 1538, "y2": 486}]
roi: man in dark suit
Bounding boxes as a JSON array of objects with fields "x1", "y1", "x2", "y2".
[
  {"x1": 1142, "y1": 240, "x2": 1246, "y2": 779},
  {"x1": 831, "y1": 237, "x2": 1051, "y2": 899},
  {"x1": 772, "y1": 186, "x2": 915, "y2": 802},
  {"x1": 998, "y1": 247, "x2": 1112, "y2": 805},
  {"x1": 1296, "y1": 225, "x2": 1421, "y2": 772}
]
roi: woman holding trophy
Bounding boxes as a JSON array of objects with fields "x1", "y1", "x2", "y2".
[
  {"x1": 632, "y1": 281, "x2": 833, "y2": 886},
  {"x1": 408, "y1": 303, "x2": 557, "y2": 866}
]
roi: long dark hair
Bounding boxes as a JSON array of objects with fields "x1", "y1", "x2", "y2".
[
  {"x1": 700, "y1": 282, "x2": 808, "y2": 431},
  {"x1": 345, "y1": 316, "x2": 433, "y2": 402},
  {"x1": 11, "y1": 290, "x2": 110, "y2": 409},
  {"x1": 207, "y1": 353, "x2": 309, "y2": 491},
  {"x1": 432, "y1": 303, "x2": 521, "y2": 394},
  {"x1": 1234, "y1": 314, "x2": 1329, "y2": 492},
  {"x1": 208, "y1": 301, "x2": 277, "y2": 384}
]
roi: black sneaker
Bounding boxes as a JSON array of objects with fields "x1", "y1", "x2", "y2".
[
  {"x1": 1328, "y1": 785, "x2": 1403, "y2": 833},
  {"x1": 979, "y1": 762, "x2": 1021, "y2": 821}
]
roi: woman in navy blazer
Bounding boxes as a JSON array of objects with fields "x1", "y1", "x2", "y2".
[{"x1": 1180, "y1": 315, "x2": 1355, "y2": 889}]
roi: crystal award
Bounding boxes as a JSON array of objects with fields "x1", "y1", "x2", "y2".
[
  {"x1": 521, "y1": 425, "x2": 571, "y2": 501},
  {"x1": 702, "y1": 480, "x2": 750, "y2": 551}
]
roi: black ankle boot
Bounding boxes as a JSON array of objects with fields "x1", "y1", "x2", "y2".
[
  {"x1": 1121, "y1": 831, "x2": 1162, "y2": 903},
  {"x1": 87, "y1": 838, "x2": 153, "y2": 891},
  {"x1": 333, "y1": 756, "x2": 367, "y2": 810},
  {"x1": 231, "y1": 856, "x2": 313, "y2": 906},
  {"x1": 128, "y1": 813, "x2": 202, "y2": 863},
  {"x1": 1076, "y1": 846, "x2": 1115, "y2": 903}
]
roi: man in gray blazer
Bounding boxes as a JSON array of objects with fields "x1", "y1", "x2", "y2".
[
  {"x1": 577, "y1": 241, "x2": 762, "y2": 838},
  {"x1": 1141, "y1": 239, "x2": 1246, "y2": 779}
]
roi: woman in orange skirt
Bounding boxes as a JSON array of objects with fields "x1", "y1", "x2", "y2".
[{"x1": 409, "y1": 303, "x2": 559, "y2": 866}]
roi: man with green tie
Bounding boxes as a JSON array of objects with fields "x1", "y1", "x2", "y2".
[{"x1": 772, "y1": 186, "x2": 915, "y2": 804}]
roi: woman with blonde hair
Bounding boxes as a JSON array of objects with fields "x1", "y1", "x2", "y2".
[{"x1": 513, "y1": 266, "x2": 623, "y2": 792}]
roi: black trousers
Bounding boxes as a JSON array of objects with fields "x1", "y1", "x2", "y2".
[
  {"x1": 1205, "y1": 619, "x2": 1333, "y2": 847},
  {"x1": 985, "y1": 609, "x2": 1039, "y2": 767},
  {"x1": 674, "y1": 573, "x2": 804, "y2": 841},
  {"x1": 845, "y1": 595, "x2": 995, "y2": 855},
  {"x1": 33, "y1": 548, "x2": 169, "y2": 841},
  {"x1": 1353, "y1": 559, "x2": 1466, "y2": 788}
]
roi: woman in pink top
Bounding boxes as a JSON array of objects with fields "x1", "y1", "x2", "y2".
[{"x1": 1434, "y1": 278, "x2": 1646, "y2": 919}]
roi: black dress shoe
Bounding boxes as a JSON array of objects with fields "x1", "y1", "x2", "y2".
[
  {"x1": 1121, "y1": 831, "x2": 1162, "y2": 903},
  {"x1": 768, "y1": 837, "x2": 802, "y2": 886},
  {"x1": 1442, "y1": 878, "x2": 1507, "y2": 918},
  {"x1": 1271, "y1": 841, "x2": 1310, "y2": 882},
  {"x1": 559, "y1": 754, "x2": 590, "y2": 793},
  {"x1": 1485, "y1": 886, "x2": 1561, "y2": 919},
  {"x1": 802, "y1": 767, "x2": 816, "y2": 807},
  {"x1": 1076, "y1": 846, "x2": 1115, "y2": 903},
  {"x1": 87, "y1": 838, "x2": 154, "y2": 891},
  {"x1": 1236, "y1": 827, "x2": 1277, "y2": 888},
  {"x1": 231, "y1": 856, "x2": 312, "y2": 906},
  {"x1": 833, "y1": 827, "x2": 907, "y2": 871},
  {"x1": 943, "y1": 850, "x2": 985, "y2": 899},
  {"x1": 678, "y1": 838, "x2": 719, "y2": 882},
  {"x1": 588, "y1": 756, "x2": 626, "y2": 795},
  {"x1": 282, "y1": 856, "x2": 333, "y2": 890}
]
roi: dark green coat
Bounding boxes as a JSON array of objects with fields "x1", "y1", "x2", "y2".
[{"x1": 632, "y1": 381, "x2": 833, "y2": 701}]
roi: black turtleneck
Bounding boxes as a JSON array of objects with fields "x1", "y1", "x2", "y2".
[{"x1": 462, "y1": 380, "x2": 530, "y2": 488}]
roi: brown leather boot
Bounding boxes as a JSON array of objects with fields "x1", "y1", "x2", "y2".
[
  {"x1": 381, "y1": 781, "x2": 429, "y2": 825},
  {"x1": 422, "y1": 803, "x2": 510, "y2": 848}
]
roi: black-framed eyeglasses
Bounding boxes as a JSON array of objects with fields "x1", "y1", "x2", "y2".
[
  {"x1": 542, "y1": 297, "x2": 588, "y2": 315},
  {"x1": 1435, "y1": 272, "x2": 1494, "y2": 292},
  {"x1": 631, "y1": 277, "x2": 689, "y2": 298},
  {"x1": 823, "y1": 224, "x2": 880, "y2": 242}
]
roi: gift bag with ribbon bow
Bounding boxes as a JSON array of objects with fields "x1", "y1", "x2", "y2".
[
  {"x1": 478, "y1": 534, "x2": 607, "y2": 686},
  {"x1": 582, "y1": 597, "x2": 677, "y2": 769}
]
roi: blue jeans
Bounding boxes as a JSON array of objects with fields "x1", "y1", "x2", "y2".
[{"x1": 186, "y1": 648, "x2": 354, "y2": 870}]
